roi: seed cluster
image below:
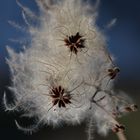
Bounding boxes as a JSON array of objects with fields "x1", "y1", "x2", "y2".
[
  {"x1": 50, "y1": 86, "x2": 71, "y2": 108},
  {"x1": 108, "y1": 67, "x2": 120, "y2": 79},
  {"x1": 64, "y1": 32, "x2": 85, "y2": 54}
]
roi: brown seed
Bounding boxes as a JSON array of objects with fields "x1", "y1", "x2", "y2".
[
  {"x1": 64, "y1": 32, "x2": 85, "y2": 54},
  {"x1": 50, "y1": 85, "x2": 71, "y2": 108}
]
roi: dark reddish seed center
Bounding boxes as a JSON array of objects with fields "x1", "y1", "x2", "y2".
[
  {"x1": 50, "y1": 86, "x2": 71, "y2": 108},
  {"x1": 108, "y1": 67, "x2": 120, "y2": 79},
  {"x1": 64, "y1": 32, "x2": 85, "y2": 54}
]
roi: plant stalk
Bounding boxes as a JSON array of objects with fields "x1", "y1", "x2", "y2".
[{"x1": 116, "y1": 131, "x2": 127, "y2": 140}]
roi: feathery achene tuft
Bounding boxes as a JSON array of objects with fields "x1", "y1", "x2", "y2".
[{"x1": 4, "y1": 0, "x2": 137, "y2": 139}]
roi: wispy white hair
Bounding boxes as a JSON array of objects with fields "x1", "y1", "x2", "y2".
[{"x1": 4, "y1": 0, "x2": 136, "y2": 138}]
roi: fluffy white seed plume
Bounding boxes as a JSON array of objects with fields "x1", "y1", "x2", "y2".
[{"x1": 4, "y1": 0, "x2": 137, "y2": 139}]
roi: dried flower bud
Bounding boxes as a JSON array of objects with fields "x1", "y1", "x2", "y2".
[
  {"x1": 112, "y1": 124, "x2": 125, "y2": 133},
  {"x1": 131, "y1": 104, "x2": 138, "y2": 111}
]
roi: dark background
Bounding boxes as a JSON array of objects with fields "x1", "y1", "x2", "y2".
[{"x1": 0, "y1": 0, "x2": 140, "y2": 140}]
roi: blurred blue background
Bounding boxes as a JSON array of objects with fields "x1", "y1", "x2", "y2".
[{"x1": 0, "y1": 0, "x2": 140, "y2": 140}]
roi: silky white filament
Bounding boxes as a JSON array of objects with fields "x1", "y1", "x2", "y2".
[{"x1": 4, "y1": 0, "x2": 137, "y2": 139}]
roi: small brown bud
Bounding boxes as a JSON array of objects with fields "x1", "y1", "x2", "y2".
[
  {"x1": 131, "y1": 104, "x2": 138, "y2": 111},
  {"x1": 124, "y1": 106, "x2": 133, "y2": 112},
  {"x1": 112, "y1": 124, "x2": 125, "y2": 133}
]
